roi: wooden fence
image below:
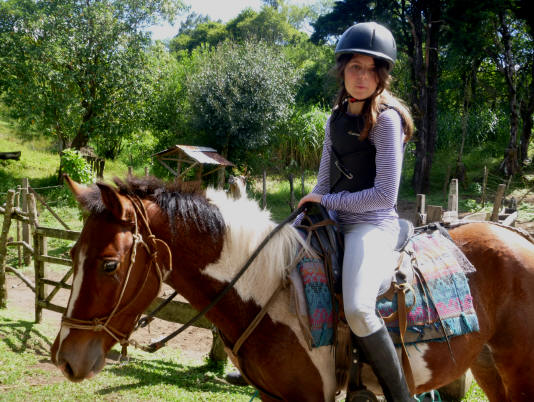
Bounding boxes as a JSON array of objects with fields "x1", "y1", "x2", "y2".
[{"x1": 0, "y1": 183, "x2": 226, "y2": 361}]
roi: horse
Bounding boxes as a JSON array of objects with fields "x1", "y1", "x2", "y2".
[{"x1": 51, "y1": 175, "x2": 534, "y2": 401}]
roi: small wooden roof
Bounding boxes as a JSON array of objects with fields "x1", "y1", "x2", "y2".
[{"x1": 153, "y1": 145, "x2": 233, "y2": 166}]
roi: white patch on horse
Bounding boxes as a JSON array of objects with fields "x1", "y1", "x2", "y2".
[
  {"x1": 404, "y1": 343, "x2": 432, "y2": 387},
  {"x1": 56, "y1": 244, "x2": 87, "y2": 362},
  {"x1": 203, "y1": 189, "x2": 336, "y2": 400}
]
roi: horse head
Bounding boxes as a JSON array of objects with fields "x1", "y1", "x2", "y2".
[{"x1": 51, "y1": 175, "x2": 172, "y2": 381}]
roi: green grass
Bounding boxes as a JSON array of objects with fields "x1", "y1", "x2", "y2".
[{"x1": 0, "y1": 307, "x2": 254, "y2": 401}]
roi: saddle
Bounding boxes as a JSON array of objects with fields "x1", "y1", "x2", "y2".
[{"x1": 295, "y1": 205, "x2": 477, "y2": 396}]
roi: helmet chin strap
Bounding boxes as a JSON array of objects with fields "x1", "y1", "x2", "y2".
[{"x1": 348, "y1": 96, "x2": 368, "y2": 103}]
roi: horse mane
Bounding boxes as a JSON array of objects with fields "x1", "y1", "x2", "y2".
[
  {"x1": 78, "y1": 176, "x2": 225, "y2": 239},
  {"x1": 203, "y1": 188, "x2": 309, "y2": 305}
]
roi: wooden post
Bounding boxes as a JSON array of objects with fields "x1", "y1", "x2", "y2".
[
  {"x1": 209, "y1": 327, "x2": 228, "y2": 362},
  {"x1": 427, "y1": 205, "x2": 443, "y2": 224},
  {"x1": 448, "y1": 178, "x2": 459, "y2": 213},
  {"x1": 443, "y1": 165, "x2": 451, "y2": 201},
  {"x1": 144, "y1": 166, "x2": 149, "y2": 177},
  {"x1": 16, "y1": 186, "x2": 22, "y2": 268},
  {"x1": 490, "y1": 184, "x2": 506, "y2": 222},
  {"x1": 22, "y1": 178, "x2": 30, "y2": 265},
  {"x1": 288, "y1": 174, "x2": 295, "y2": 212},
  {"x1": 28, "y1": 193, "x2": 44, "y2": 322},
  {"x1": 415, "y1": 194, "x2": 426, "y2": 226},
  {"x1": 481, "y1": 166, "x2": 488, "y2": 207},
  {"x1": 0, "y1": 190, "x2": 16, "y2": 308},
  {"x1": 128, "y1": 166, "x2": 133, "y2": 176},
  {"x1": 262, "y1": 170, "x2": 267, "y2": 209},
  {"x1": 217, "y1": 167, "x2": 224, "y2": 189}
]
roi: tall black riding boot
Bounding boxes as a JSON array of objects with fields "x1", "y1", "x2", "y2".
[{"x1": 356, "y1": 326, "x2": 414, "y2": 402}]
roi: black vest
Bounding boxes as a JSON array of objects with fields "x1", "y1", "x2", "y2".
[{"x1": 329, "y1": 107, "x2": 376, "y2": 193}]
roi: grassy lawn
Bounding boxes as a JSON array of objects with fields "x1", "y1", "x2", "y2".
[{"x1": 0, "y1": 306, "x2": 255, "y2": 401}]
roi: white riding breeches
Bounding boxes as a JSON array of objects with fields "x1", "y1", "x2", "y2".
[{"x1": 342, "y1": 222, "x2": 400, "y2": 337}]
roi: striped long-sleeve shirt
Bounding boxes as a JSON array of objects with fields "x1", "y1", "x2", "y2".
[{"x1": 314, "y1": 108, "x2": 404, "y2": 230}]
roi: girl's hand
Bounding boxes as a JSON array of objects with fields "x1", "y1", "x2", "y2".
[{"x1": 297, "y1": 193, "x2": 323, "y2": 209}]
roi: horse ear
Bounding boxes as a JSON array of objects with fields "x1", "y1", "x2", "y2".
[
  {"x1": 63, "y1": 174, "x2": 90, "y2": 199},
  {"x1": 96, "y1": 183, "x2": 134, "y2": 222}
]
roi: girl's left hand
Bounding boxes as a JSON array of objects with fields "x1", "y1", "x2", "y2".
[{"x1": 297, "y1": 193, "x2": 323, "y2": 209}]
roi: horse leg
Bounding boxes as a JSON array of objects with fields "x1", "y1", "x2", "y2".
[
  {"x1": 490, "y1": 345, "x2": 534, "y2": 402},
  {"x1": 469, "y1": 345, "x2": 508, "y2": 402}
]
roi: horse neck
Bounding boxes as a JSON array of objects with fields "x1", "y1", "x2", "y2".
[{"x1": 148, "y1": 191, "x2": 303, "y2": 343}]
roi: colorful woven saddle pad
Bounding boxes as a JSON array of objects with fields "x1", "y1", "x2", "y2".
[
  {"x1": 376, "y1": 229, "x2": 479, "y2": 346},
  {"x1": 290, "y1": 227, "x2": 479, "y2": 348}
]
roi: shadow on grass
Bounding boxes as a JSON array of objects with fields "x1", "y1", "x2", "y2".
[
  {"x1": 0, "y1": 317, "x2": 53, "y2": 356},
  {"x1": 99, "y1": 357, "x2": 254, "y2": 397}
]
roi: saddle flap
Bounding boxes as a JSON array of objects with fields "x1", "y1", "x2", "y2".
[{"x1": 296, "y1": 202, "x2": 344, "y2": 293}]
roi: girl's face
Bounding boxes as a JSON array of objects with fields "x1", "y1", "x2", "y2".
[{"x1": 343, "y1": 54, "x2": 378, "y2": 101}]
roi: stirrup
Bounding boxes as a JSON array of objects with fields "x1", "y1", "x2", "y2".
[{"x1": 346, "y1": 389, "x2": 379, "y2": 402}]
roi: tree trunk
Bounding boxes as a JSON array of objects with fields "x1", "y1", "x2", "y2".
[
  {"x1": 424, "y1": 0, "x2": 441, "y2": 192},
  {"x1": 521, "y1": 58, "x2": 534, "y2": 164},
  {"x1": 497, "y1": 11, "x2": 520, "y2": 176},
  {"x1": 411, "y1": 0, "x2": 441, "y2": 194},
  {"x1": 410, "y1": 3, "x2": 427, "y2": 194}
]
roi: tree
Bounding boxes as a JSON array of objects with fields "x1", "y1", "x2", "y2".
[
  {"x1": 186, "y1": 41, "x2": 299, "y2": 163},
  {"x1": 169, "y1": 14, "x2": 226, "y2": 54},
  {"x1": 0, "y1": 0, "x2": 185, "y2": 155}
]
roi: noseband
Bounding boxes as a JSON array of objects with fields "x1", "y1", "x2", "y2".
[{"x1": 60, "y1": 195, "x2": 171, "y2": 357}]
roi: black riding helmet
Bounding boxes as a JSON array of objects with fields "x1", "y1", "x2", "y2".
[{"x1": 335, "y1": 22, "x2": 397, "y2": 71}]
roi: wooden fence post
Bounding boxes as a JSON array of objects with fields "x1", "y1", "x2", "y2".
[
  {"x1": 145, "y1": 166, "x2": 149, "y2": 177},
  {"x1": 415, "y1": 194, "x2": 426, "y2": 226},
  {"x1": 262, "y1": 170, "x2": 267, "y2": 209},
  {"x1": 448, "y1": 179, "x2": 459, "y2": 213},
  {"x1": 481, "y1": 166, "x2": 488, "y2": 207},
  {"x1": 490, "y1": 184, "x2": 506, "y2": 222},
  {"x1": 209, "y1": 328, "x2": 228, "y2": 362},
  {"x1": 0, "y1": 190, "x2": 16, "y2": 308},
  {"x1": 288, "y1": 174, "x2": 295, "y2": 212},
  {"x1": 16, "y1": 186, "x2": 22, "y2": 268},
  {"x1": 22, "y1": 178, "x2": 31, "y2": 265},
  {"x1": 28, "y1": 193, "x2": 45, "y2": 323},
  {"x1": 427, "y1": 205, "x2": 443, "y2": 224}
]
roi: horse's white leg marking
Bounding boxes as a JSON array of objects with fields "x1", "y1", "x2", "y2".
[{"x1": 56, "y1": 245, "x2": 87, "y2": 362}]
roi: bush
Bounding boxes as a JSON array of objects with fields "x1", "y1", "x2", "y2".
[{"x1": 60, "y1": 149, "x2": 95, "y2": 184}]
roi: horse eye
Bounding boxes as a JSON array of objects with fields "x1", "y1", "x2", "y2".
[{"x1": 103, "y1": 260, "x2": 119, "y2": 273}]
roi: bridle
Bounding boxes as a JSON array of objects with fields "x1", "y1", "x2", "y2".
[{"x1": 60, "y1": 195, "x2": 171, "y2": 358}]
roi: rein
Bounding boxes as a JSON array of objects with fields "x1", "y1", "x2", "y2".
[{"x1": 136, "y1": 204, "x2": 306, "y2": 353}]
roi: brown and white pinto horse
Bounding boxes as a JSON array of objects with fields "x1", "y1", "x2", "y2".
[{"x1": 51, "y1": 176, "x2": 534, "y2": 401}]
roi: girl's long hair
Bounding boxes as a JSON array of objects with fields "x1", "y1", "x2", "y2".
[{"x1": 333, "y1": 53, "x2": 414, "y2": 142}]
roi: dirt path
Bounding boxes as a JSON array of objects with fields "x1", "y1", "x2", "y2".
[{"x1": 5, "y1": 273, "x2": 214, "y2": 362}]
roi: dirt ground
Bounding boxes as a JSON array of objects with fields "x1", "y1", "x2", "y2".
[{"x1": 5, "y1": 274, "x2": 214, "y2": 363}]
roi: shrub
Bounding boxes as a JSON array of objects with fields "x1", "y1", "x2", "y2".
[{"x1": 60, "y1": 149, "x2": 95, "y2": 184}]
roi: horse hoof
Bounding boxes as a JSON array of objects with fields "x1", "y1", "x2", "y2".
[{"x1": 346, "y1": 389, "x2": 379, "y2": 402}]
